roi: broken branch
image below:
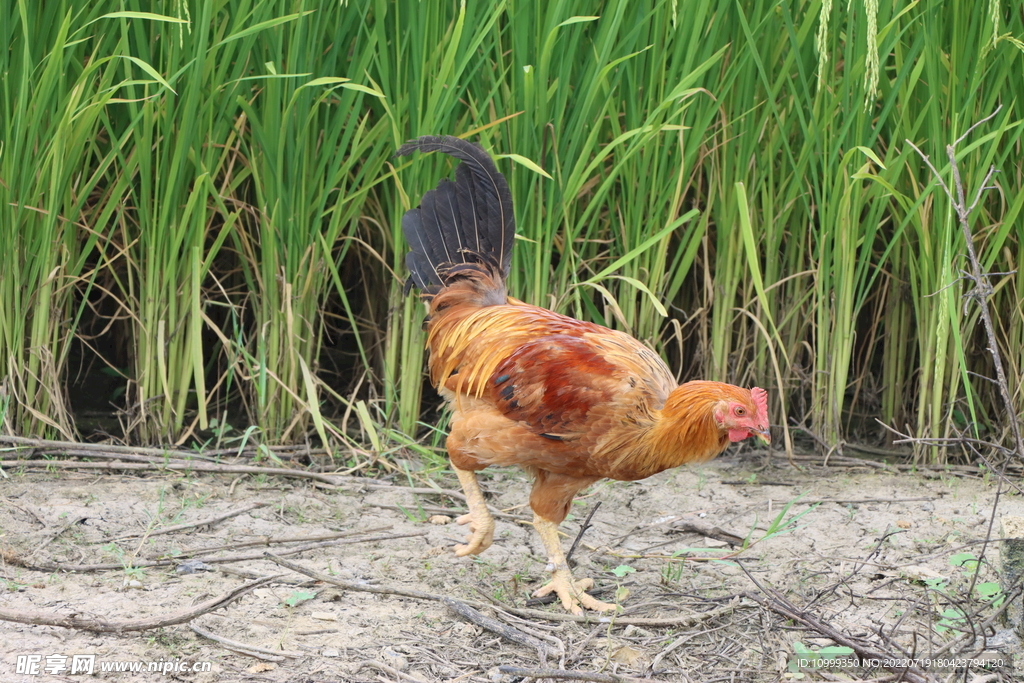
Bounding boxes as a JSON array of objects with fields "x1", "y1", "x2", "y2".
[{"x1": 0, "y1": 575, "x2": 278, "y2": 633}]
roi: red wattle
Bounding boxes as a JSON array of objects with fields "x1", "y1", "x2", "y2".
[{"x1": 728, "y1": 428, "x2": 750, "y2": 443}]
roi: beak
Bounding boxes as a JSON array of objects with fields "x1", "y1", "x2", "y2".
[{"x1": 754, "y1": 426, "x2": 772, "y2": 446}]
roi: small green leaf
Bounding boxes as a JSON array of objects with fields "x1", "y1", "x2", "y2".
[
  {"x1": 940, "y1": 607, "x2": 964, "y2": 622},
  {"x1": 854, "y1": 145, "x2": 887, "y2": 169},
  {"x1": 975, "y1": 582, "x2": 1002, "y2": 600},
  {"x1": 949, "y1": 552, "x2": 978, "y2": 569},
  {"x1": 214, "y1": 11, "x2": 316, "y2": 48},
  {"x1": 118, "y1": 55, "x2": 176, "y2": 94},
  {"x1": 557, "y1": 16, "x2": 600, "y2": 27},
  {"x1": 497, "y1": 153, "x2": 552, "y2": 179},
  {"x1": 304, "y1": 76, "x2": 351, "y2": 87},
  {"x1": 339, "y1": 82, "x2": 386, "y2": 98},
  {"x1": 283, "y1": 589, "x2": 317, "y2": 607},
  {"x1": 92, "y1": 11, "x2": 190, "y2": 24},
  {"x1": 611, "y1": 564, "x2": 636, "y2": 578}
]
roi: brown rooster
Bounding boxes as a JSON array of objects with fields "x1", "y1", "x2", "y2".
[{"x1": 396, "y1": 135, "x2": 770, "y2": 614}]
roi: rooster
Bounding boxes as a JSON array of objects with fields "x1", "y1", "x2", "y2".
[{"x1": 396, "y1": 135, "x2": 770, "y2": 614}]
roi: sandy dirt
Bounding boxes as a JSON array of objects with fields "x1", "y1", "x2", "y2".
[{"x1": 1, "y1": 449, "x2": 1022, "y2": 682}]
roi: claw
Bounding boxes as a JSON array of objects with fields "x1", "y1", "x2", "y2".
[
  {"x1": 533, "y1": 569, "x2": 616, "y2": 615},
  {"x1": 453, "y1": 509, "x2": 494, "y2": 556}
]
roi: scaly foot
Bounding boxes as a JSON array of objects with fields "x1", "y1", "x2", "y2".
[
  {"x1": 454, "y1": 508, "x2": 494, "y2": 556},
  {"x1": 533, "y1": 567, "x2": 616, "y2": 615},
  {"x1": 452, "y1": 466, "x2": 495, "y2": 556},
  {"x1": 530, "y1": 513, "x2": 618, "y2": 614}
]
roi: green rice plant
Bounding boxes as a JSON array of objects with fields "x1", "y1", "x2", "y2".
[
  {"x1": 0, "y1": 1, "x2": 135, "y2": 438},
  {"x1": 104, "y1": 3, "x2": 255, "y2": 443},
  {"x1": 77, "y1": 1, "x2": 392, "y2": 445},
  {"x1": 718, "y1": 1, "x2": 896, "y2": 449},
  {"x1": 711, "y1": 0, "x2": 1022, "y2": 459},
  {"x1": 382, "y1": 0, "x2": 766, "y2": 435},
  {"x1": 867, "y1": 1, "x2": 1024, "y2": 460},
  {"x1": 375, "y1": 0, "x2": 1023, "y2": 458},
  {"x1": 499, "y1": 0, "x2": 726, "y2": 342},
  {"x1": 377, "y1": 0, "x2": 513, "y2": 434},
  {"x1": 230, "y1": 0, "x2": 393, "y2": 443},
  {"x1": 1, "y1": 0, "x2": 1021, "y2": 459}
]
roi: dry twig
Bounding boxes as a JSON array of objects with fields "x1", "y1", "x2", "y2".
[
  {"x1": 0, "y1": 458, "x2": 342, "y2": 485},
  {"x1": 670, "y1": 518, "x2": 744, "y2": 546},
  {"x1": 565, "y1": 501, "x2": 602, "y2": 564},
  {"x1": 7, "y1": 531, "x2": 426, "y2": 572},
  {"x1": 161, "y1": 525, "x2": 392, "y2": 558},
  {"x1": 95, "y1": 502, "x2": 269, "y2": 543},
  {"x1": 0, "y1": 434, "x2": 324, "y2": 460},
  {"x1": 0, "y1": 575, "x2": 279, "y2": 633},
  {"x1": 365, "y1": 501, "x2": 522, "y2": 521},
  {"x1": 788, "y1": 497, "x2": 935, "y2": 506},
  {"x1": 264, "y1": 552, "x2": 742, "y2": 627},
  {"x1": 740, "y1": 585, "x2": 933, "y2": 683},
  {"x1": 498, "y1": 666, "x2": 647, "y2": 683},
  {"x1": 347, "y1": 660, "x2": 434, "y2": 683},
  {"x1": 442, "y1": 597, "x2": 550, "y2": 661},
  {"x1": 189, "y1": 622, "x2": 302, "y2": 661}
]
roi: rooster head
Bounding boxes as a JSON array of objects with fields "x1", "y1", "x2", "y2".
[{"x1": 714, "y1": 386, "x2": 771, "y2": 445}]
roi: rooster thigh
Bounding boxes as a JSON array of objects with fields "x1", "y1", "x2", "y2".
[
  {"x1": 445, "y1": 401, "x2": 551, "y2": 470},
  {"x1": 527, "y1": 469, "x2": 600, "y2": 524},
  {"x1": 448, "y1": 403, "x2": 601, "y2": 522}
]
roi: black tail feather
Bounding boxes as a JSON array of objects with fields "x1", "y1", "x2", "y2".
[{"x1": 396, "y1": 135, "x2": 515, "y2": 292}]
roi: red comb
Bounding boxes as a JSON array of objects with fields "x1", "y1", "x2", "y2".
[{"x1": 751, "y1": 387, "x2": 769, "y2": 422}]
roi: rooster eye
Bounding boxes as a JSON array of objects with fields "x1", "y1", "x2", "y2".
[{"x1": 734, "y1": 407, "x2": 746, "y2": 417}]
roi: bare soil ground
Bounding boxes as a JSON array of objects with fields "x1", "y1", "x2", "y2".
[{"x1": 2, "y1": 449, "x2": 1022, "y2": 682}]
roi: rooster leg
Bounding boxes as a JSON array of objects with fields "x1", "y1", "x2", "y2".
[
  {"x1": 452, "y1": 466, "x2": 495, "y2": 556},
  {"x1": 531, "y1": 514, "x2": 616, "y2": 614}
]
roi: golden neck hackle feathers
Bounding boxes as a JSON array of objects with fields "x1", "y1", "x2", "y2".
[
  {"x1": 427, "y1": 302, "x2": 534, "y2": 398},
  {"x1": 426, "y1": 295, "x2": 598, "y2": 402},
  {"x1": 607, "y1": 382, "x2": 739, "y2": 479}
]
